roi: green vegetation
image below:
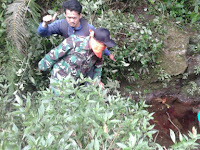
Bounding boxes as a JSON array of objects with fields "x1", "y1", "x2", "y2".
[
  {"x1": 1, "y1": 0, "x2": 200, "y2": 149},
  {"x1": 1, "y1": 77, "x2": 200, "y2": 149},
  {"x1": 0, "y1": 77, "x2": 161, "y2": 149}
]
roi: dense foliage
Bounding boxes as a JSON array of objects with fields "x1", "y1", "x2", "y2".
[
  {"x1": 0, "y1": 77, "x2": 161, "y2": 149},
  {"x1": 1, "y1": 77, "x2": 200, "y2": 149},
  {"x1": 1, "y1": 0, "x2": 200, "y2": 149}
]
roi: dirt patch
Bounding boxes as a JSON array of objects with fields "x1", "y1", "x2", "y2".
[{"x1": 147, "y1": 96, "x2": 200, "y2": 148}]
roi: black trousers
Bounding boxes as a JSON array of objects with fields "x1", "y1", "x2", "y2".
[{"x1": 86, "y1": 66, "x2": 95, "y2": 79}]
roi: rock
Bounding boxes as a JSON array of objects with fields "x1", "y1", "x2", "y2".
[
  {"x1": 187, "y1": 44, "x2": 197, "y2": 56},
  {"x1": 189, "y1": 34, "x2": 200, "y2": 45},
  {"x1": 158, "y1": 26, "x2": 189, "y2": 76},
  {"x1": 187, "y1": 54, "x2": 200, "y2": 75},
  {"x1": 196, "y1": 77, "x2": 200, "y2": 86}
]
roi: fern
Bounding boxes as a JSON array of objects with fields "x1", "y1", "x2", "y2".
[{"x1": 5, "y1": 0, "x2": 40, "y2": 55}]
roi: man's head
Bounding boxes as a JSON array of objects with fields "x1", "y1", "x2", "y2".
[
  {"x1": 94, "y1": 28, "x2": 116, "y2": 48},
  {"x1": 89, "y1": 28, "x2": 116, "y2": 58},
  {"x1": 63, "y1": 0, "x2": 82, "y2": 28}
]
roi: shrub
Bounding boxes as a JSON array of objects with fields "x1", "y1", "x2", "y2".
[{"x1": 0, "y1": 76, "x2": 162, "y2": 149}]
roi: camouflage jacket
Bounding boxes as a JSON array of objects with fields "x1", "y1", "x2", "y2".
[{"x1": 38, "y1": 35, "x2": 103, "y2": 81}]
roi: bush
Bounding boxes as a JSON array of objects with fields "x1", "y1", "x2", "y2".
[{"x1": 0, "y1": 76, "x2": 162, "y2": 149}]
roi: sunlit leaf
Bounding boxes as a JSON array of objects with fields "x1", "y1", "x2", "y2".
[
  {"x1": 47, "y1": 10, "x2": 56, "y2": 15},
  {"x1": 129, "y1": 133, "x2": 136, "y2": 147},
  {"x1": 116, "y1": 143, "x2": 128, "y2": 148},
  {"x1": 64, "y1": 130, "x2": 74, "y2": 140},
  {"x1": 179, "y1": 131, "x2": 183, "y2": 141},
  {"x1": 29, "y1": 76, "x2": 35, "y2": 85},
  {"x1": 25, "y1": 96, "x2": 31, "y2": 111},
  {"x1": 94, "y1": 136, "x2": 99, "y2": 150},
  {"x1": 170, "y1": 129, "x2": 176, "y2": 143},
  {"x1": 22, "y1": 145, "x2": 31, "y2": 150},
  {"x1": 38, "y1": 103, "x2": 45, "y2": 119},
  {"x1": 121, "y1": 61, "x2": 130, "y2": 67},
  {"x1": 47, "y1": 133, "x2": 55, "y2": 146},
  {"x1": 12, "y1": 124, "x2": 19, "y2": 134},
  {"x1": 15, "y1": 94, "x2": 23, "y2": 106}
]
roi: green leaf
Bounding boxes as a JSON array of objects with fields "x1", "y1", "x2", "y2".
[
  {"x1": 49, "y1": 125, "x2": 63, "y2": 133},
  {"x1": 170, "y1": 129, "x2": 176, "y2": 143},
  {"x1": 9, "y1": 110, "x2": 23, "y2": 115},
  {"x1": 47, "y1": 10, "x2": 56, "y2": 15},
  {"x1": 64, "y1": 130, "x2": 74, "y2": 140},
  {"x1": 27, "y1": 135, "x2": 36, "y2": 146},
  {"x1": 148, "y1": 0, "x2": 155, "y2": 4},
  {"x1": 191, "y1": 13, "x2": 199, "y2": 24},
  {"x1": 121, "y1": 61, "x2": 130, "y2": 67},
  {"x1": 12, "y1": 124, "x2": 19, "y2": 134},
  {"x1": 179, "y1": 131, "x2": 183, "y2": 141},
  {"x1": 147, "y1": 124, "x2": 155, "y2": 130},
  {"x1": 108, "y1": 110, "x2": 113, "y2": 120},
  {"x1": 91, "y1": 129, "x2": 95, "y2": 138},
  {"x1": 38, "y1": 103, "x2": 45, "y2": 119},
  {"x1": 96, "y1": 128, "x2": 103, "y2": 138},
  {"x1": 146, "y1": 130, "x2": 157, "y2": 139},
  {"x1": 110, "y1": 119, "x2": 121, "y2": 123},
  {"x1": 47, "y1": 133, "x2": 55, "y2": 146},
  {"x1": 23, "y1": 126, "x2": 32, "y2": 138},
  {"x1": 116, "y1": 143, "x2": 128, "y2": 148},
  {"x1": 15, "y1": 94, "x2": 23, "y2": 106},
  {"x1": 129, "y1": 133, "x2": 136, "y2": 147},
  {"x1": 25, "y1": 96, "x2": 31, "y2": 111},
  {"x1": 22, "y1": 145, "x2": 31, "y2": 150},
  {"x1": 94, "y1": 136, "x2": 99, "y2": 150},
  {"x1": 29, "y1": 76, "x2": 36, "y2": 85}
]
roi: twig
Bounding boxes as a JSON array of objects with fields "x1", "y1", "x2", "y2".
[
  {"x1": 154, "y1": 130, "x2": 159, "y2": 143},
  {"x1": 115, "y1": 32, "x2": 127, "y2": 36},
  {"x1": 100, "y1": 135, "x2": 104, "y2": 150},
  {"x1": 162, "y1": 146, "x2": 167, "y2": 150},
  {"x1": 91, "y1": 11, "x2": 96, "y2": 24},
  {"x1": 166, "y1": 112, "x2": 180, "y2": 133},
  {"x1": 108, "y1": 124, "x2": 121, "y2": 150},
  {"x1": 72, "y1": 132, "x2": 82, "y2": 148},
  {"x1": 87, "y1": 131, "x2": 93, "y2": 140}
]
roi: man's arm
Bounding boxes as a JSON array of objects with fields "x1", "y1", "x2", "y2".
[
  {"x1": 38, "y1": 38, "x2": 74, "y2": 71},
  {"x1": 88, "y1": 24, "x2": 95, "y2": 31},
  {"x1": 37, "y1": 20, "x2": 64, "y2": 37},
  {"x1": 104, "y1": 48, "x2": 110, "y2": 56}
]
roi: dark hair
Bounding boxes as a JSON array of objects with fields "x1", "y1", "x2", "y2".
[{"x1": 63, "y1": 0, "x2": 82, "y2": 14}]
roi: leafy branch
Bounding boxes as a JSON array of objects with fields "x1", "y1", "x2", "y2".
[{"x1": 5, "y1": 0, "x2": 40, "y2": 55}]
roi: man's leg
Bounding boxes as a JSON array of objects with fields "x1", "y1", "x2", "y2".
[
  {"x1": 84, "y1": 66, "x2": 95, "y2": 86},
  {"x1": 86, "y1": 66, "x2": 95, "y2": 79}
]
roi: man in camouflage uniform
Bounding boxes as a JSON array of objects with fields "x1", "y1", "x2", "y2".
[
  {"x1": 37, "y1": 0, "x2": 115, "y2": 80},
  {"x1": 38, "y1": 28, "x2": 116, "y2": 92}
]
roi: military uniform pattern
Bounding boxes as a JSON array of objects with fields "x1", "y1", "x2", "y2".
[{"x1": 38, "y1": 35, "x2": 103, "y2": 81}]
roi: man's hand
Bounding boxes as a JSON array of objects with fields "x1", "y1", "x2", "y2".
[
  {"x1": 98, "y1": 81, "x2": 104, "y2": 89},
  {"x1": 93, "y1": 80, "x2": 104, "y2": 89},
  {"x1": 42, "y1": 13, "x2": 58, "y2": 28},
  {"x1": 109, "y1": 54, "x2": 116, "y2": 61}
]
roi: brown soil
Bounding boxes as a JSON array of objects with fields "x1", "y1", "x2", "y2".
[{"x1": 147, "y1": 96, "x2": 200, "y2": 148}]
